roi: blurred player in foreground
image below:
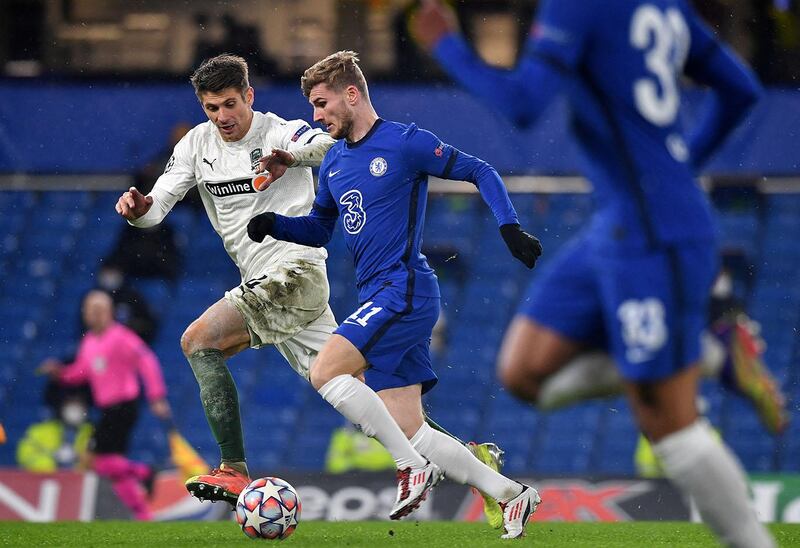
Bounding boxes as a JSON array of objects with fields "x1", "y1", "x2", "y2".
[
  {"x1": 414, "y1": 0, "x2": 774, "y2": 546},
  {"x1": 39, "y1": 290, "x2": 170, "y2": 520},
  {"x1": 115, "y1": 53, "x2": 338, "y2": 504},
  {"x1": 247, "y1": 51, "x2": 542, "y2": 537}
]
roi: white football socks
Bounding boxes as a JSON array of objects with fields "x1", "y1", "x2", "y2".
[
  {"x1": 537, "y1": 334, "x2": 727, "y2": 410},
  {"x1": 699, "y1": 331, "x2": 726, "y2": 377},
  {"x1": 653, "y1": 419, "x2": 775, "y2": 548},
  {"x1": 410, "y1": 423, "x2": 520, "y2": 502},
  {"x1": 537, "y1": 352, "x2": 621, "y2": 410},
  {"x1": 318, "y1": 374, "x2": 426, "y2": 470}
]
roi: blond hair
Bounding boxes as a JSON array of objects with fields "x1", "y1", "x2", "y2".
[{"x1": 301, "y1": 50, "x2": 368, "y2": 98}]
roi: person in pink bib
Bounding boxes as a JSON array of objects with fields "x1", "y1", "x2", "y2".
[{"x1": 39, "y1": 290, "x2": 171, "y2": 520}]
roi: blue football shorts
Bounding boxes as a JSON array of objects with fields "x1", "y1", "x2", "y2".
[
  {"x1": 519, "y1": 231, "x2": 718, "y2": 381},
  {"x1": 335, "y1": 286, "x2": 439, "y2": 393}
]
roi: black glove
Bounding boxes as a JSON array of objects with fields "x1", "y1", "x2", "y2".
[
  {"x1": 500, "y1": 223, "x2": 542, "y2": 269},
  {"x1": 247, "y1": 212, "x2": 276, "y2": 243}
]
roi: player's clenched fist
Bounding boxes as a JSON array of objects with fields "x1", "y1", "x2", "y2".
[
  {"x1": 115, "y1": 186, "x2": 154, "y2": 220},
  {"x1": 247, "y1": 212, "x2": 276, "y2": 243},
  {"x1": 500, "y1": 224, "x2": 542, "y2": 269}
]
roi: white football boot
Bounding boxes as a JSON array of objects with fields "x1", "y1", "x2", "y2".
[
  {"x1": 500, "y1": 484, "x2": 541, "y2": 539},
  {"x1": 389, "y1": 460, "x2": 443, "y2": 520}
]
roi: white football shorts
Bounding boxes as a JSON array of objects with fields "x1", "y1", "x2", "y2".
[{"x1": 225, "y1": 258, "x2": 337, "y2": 379}]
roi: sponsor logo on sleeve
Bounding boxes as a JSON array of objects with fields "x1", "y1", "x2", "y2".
[{"x1": 291, "y1": 125, "x2": 311, "y2": 142}]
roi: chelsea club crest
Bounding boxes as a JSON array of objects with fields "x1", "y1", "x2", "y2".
[{"x1": 369, "y1": 157, "x2": 387, "y2": 177}]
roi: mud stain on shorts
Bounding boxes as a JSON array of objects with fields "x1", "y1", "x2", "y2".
[{"x1": 230, "y1": 259, "x2": 330, "y2": 346}]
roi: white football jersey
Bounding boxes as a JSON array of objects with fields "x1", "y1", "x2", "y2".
[{"x1": 130, "y1": 111, "x2": 332, "y2": 282}]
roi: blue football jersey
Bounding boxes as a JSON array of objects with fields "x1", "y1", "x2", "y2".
[
  {"x1": 434, "y1": 0, "x2": 761, "y2": 249},
  {"x1": 272, "y1": 119, "x2": 519, "y2": 301}
]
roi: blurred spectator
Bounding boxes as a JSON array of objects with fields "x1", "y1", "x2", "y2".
[
  {"x1": 38, "y1": 290, "x2": 171, "y2": 521},
  {"x1": 135, "y1": 121, "x2": 202, "y2": 213},
  {"x1": 192, "y1": 13, "x2": 228, "y2": 72},
  {"x1": 192, "y1": 13, "x2": 278, "y2": 79},
  {"x1": 103, "y1": 222, "x2": 182, "y2": 283},
  {"x1": 96, "y1": 264, "x2": 160, "y2": 344},
  {"x1": 109, "y1": 121, "x2": 186, "y2": 283},
  {"x1": 325, "y1": 423, "x2": 395, "y2": 474},
  {"x1": 395, "y1": 1, "x2": 447, "y2": 81},
  {"x1": 431, "y1": 310, "x2": 449, "y2": 357},
  {"x1": 16, "y1": 381, "x2": 93, "y2": 473},
  {"x1": 751, "y1": 0, "x2": 800, "y2": 83}
]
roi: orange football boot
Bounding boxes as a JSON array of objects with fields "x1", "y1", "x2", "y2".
[{"x1": 185, "y1": 462, "x2": 251, "y2": 505}]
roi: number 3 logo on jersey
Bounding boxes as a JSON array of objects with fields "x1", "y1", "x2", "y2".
[
  {"x1": 340, "y1": 189, "x2": 367, "y2": 234},
  {"x1": 630, "y1": 4, "x2": 690, "y2": 127}
]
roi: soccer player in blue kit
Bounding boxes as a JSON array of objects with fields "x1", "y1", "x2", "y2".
[
  {"x1": 413, "y1": 0, "x2": 774, "y2": 546},
  {"x1": 247, "y1": 51, "x2": 542, "y2": 537}
]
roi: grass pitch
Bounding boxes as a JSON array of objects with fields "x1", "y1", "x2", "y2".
[{"x1": 0, "y1": 521, "x2": 797, "y2": 547}]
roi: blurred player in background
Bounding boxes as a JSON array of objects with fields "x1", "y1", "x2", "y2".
[
  {"x1": 247, "y1": 50, "x2": 542, "y2": 537},
  {"x1": 115, "y1": 54, "x2": 338, "y2": 505},
  {"x1": 38, "y1": 290, "x2": 170, "y2": 521},
  {"x1": 414, "y1": 0, "x2": 774, "y2": 545}
]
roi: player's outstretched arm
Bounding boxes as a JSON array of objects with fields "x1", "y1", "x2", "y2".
[
  {"x1": 403, "y1": 124, "x2": 543, "y2": 268},
  {"x1": 247, "y1": 203, "x2": 338, "y2": 247},
  {"x1": 115, "y1": 187, "x2": 154, "y2": 221},
  {"x1": 254, "y1": 134, "x2": 336, "y2": 191},
  {"x1": 411, "y1": 0, "x2": 569, "y2": 128}
]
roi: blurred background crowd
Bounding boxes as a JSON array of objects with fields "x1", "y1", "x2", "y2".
[{"x1": 1, "y1": 0, "x2": 798, "y2": 84}]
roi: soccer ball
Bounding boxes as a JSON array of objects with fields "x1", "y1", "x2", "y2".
[{"x1": 235, "y1": 477, "x2": 301, "y2": 540}]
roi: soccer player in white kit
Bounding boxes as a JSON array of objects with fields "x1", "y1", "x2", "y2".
[{"x1": 115, "y1": 54, "x2": 337, "y2": 504}]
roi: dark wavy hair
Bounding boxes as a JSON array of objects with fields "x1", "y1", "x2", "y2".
[{"x1": 190, "y1": 53, "x2": 250, "y2": 98}]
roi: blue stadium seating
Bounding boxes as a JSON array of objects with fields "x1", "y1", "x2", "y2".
[{"x1": 0, "y1": 190, "x2": 797, "y2": 481}]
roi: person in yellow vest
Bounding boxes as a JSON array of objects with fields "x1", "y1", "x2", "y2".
[
  {"x1": 17, "y1": 382, "x2": 94, "y2": 472},
  {"x1": 325, "y1": 423, "x2": 396, "y2": 474}
]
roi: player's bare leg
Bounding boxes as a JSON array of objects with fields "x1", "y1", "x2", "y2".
[
  {"x1": 498, "y1": 317, "x2": 621, "y2": 409},
  {"x1": 310, "y1": 335, "x2": 441, "y2": 520},
  {"x1": 380, "y1": 385, "x2": 539, "y2": 537},
  {"x1": 502, "y1": 316, "x2": 788, "y2": 439},
  {"x1": 625, "y1": 365, "x2": 775, "y2": 548},
  {"x1": 182, "y1": 298, "x2": 252, "y2": 504}
]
